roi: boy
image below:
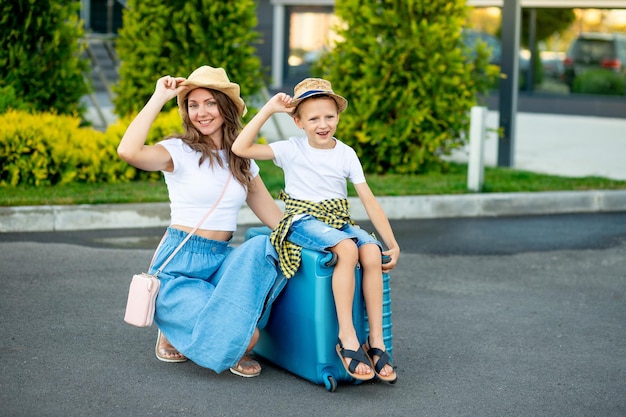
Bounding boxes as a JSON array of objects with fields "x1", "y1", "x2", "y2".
[{"x1": 232, "y1": 78, "x2": 399, "y2": 382}]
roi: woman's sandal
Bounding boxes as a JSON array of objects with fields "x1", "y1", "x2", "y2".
[
  {"x1": 335, "y1": 339, "x2": 375, "y2": 381},
  {"x1": 155, "y1": 329, "x2": 188, "y2": 363},
  {"x1": 229, "y1": 354, "x2": 262, "y2": 378},
  {"x1": 365, "y1": 342, "x2": 398, "y2": 384}
]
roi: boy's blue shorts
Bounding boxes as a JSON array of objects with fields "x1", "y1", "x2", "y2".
[{"x1": 286, "y1": 214, "x2": 382, "y2": 253}]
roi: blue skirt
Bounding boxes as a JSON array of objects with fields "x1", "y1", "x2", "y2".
[{"x1": 149, "y1": 227, "x2": 281, "y2": 373}]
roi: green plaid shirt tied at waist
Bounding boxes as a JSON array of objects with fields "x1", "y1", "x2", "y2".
[{"x1": 270, "y1": 190, "x2": 355, "y2": 278}]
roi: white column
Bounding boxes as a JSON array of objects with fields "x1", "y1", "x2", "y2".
[
  {"x1": 271, "y1": 5, "x2": 285, "y2": 89},
  {"x1": 468, "y1": 106, "x2": 487, "y2": 192},
  {"x1": 81, "y1": 0, "x2": 91, "y2": 29}
]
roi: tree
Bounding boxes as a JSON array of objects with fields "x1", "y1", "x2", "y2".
[
  {"x1": 0, "y1": 0, "x2": 90, "y2": 116},
  {"x1": 500, "y1": 8, "x2": 576, "y2": 89},
  {"x1": 114, "y1": 0, "x2": 264, "y2": 117},
  {"x1": 314, "y1": 0, "x2": 496, "y2": 175},
  {"x1": 520, "y1": 8, "x2": 575, "y2": 49}
]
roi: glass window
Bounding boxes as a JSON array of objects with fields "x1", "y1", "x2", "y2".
[{"x1": 286, "y1": 6, "x2": 337, "y2": 84}]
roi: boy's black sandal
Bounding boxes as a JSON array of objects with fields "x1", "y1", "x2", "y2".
[
  {"x1": 335, "y1": 339, "x2": 375, "y2": 381},
  {"x1": 366, "y1": 344, "x2": 398, "y2": 384}
]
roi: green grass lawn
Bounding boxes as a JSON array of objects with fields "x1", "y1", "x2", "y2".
[{"x1": 2, "y1": 161, "x2": 626, "y2": 207}]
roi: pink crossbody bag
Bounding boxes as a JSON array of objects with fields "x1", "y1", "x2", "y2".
[{"x1": 123, "y1": 175, "x2": 231, "y2": 327}]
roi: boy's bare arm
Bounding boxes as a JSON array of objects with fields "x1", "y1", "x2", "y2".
[
  {"x1": 246, "y1": 175, "x2": 284, "y2": 230},
  {"x1": 232, "y1": 93, "x2": 292, "y2": 160},
  {"x1": 354, "y1": 182, "x2": 400, "y2": 271}
]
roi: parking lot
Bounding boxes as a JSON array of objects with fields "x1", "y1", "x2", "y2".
[{"x1": 1, "y1": 213, "x2": 625, "y2": 416}]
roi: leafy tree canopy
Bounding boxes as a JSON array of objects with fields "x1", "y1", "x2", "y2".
[
  {"x1": 0, "y1": 0, "x2": 90, "y2": 116},
  {"x1": 114, "y1": 0, "x2": 264, "y2": 117},
  {"x1": 314, "y1": 0, "x2": 497, "y2": 174}
]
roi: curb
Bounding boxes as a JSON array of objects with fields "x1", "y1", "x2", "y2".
[{"x1": 2, "y1": 190, "x2": 626, "y2": 233}]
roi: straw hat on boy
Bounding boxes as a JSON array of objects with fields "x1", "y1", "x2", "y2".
[{"x1": 289, "y1": 78, "x2": 348, "y2": 113}]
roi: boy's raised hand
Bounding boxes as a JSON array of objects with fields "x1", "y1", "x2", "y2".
[
  {"x1": 266, "y1": 92, "x2": 294, "y2": 114},
  {"x1": 232, "y1": 93, "x2": 288, "y2": 161}
]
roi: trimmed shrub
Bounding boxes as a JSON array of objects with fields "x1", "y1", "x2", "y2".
[
  {"x1": 0, "y1": 85, "x2": 29, "y2": 114},
  {"x1": 572, "y1": 69, "x2": 626, "y2": 96},
  {"x1": 113, "y1": 0, "x2": 265, "y2": 117},
  {"x1": 0, "y1": 108, "x2": 184, "y2": 187},
  {"x1": 0, "y1": 1, "x2": 90, "y2": 116},
  {"x1": 314, "y1": 0, "x2": 498, "y2": 174},
  {"x1": 0, "y1": 110, "x2": 111, "y2": 186}
]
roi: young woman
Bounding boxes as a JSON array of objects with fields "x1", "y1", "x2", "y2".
[{"x1": 118, "y1": 66, "x2": 283, "y2": 377}]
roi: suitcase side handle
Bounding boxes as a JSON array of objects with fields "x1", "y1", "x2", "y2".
[
  {"x1": 325, "y1": 253, "x2": 391, "y2": 267},
  {"x1": 323, "y1": 252, "x2": 338, "y2": 267}
]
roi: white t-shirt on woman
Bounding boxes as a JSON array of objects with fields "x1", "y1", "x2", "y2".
[{"x1": 158, "y1": 138, "x2": 259, "y2": 231}]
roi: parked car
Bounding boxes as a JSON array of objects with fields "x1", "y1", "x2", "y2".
[
  {"x1": 540, "y1": 51, "x2": 565, "y2": 79},
  {"x1": 562, "y1": 32, "x2": 626, "y2": 88}
]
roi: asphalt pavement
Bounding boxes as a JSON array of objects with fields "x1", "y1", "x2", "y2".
[{"x1": 0, "y1": 213, "x2": 625, "y2": 416}]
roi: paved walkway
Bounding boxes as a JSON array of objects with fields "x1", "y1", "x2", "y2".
[{"x1": 454, "y1": 112, "x2": 626, "y2": 181}]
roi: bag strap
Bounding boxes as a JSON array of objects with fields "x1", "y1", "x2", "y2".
[{"x1": 154, "y1": 174, "x2": 232, "y2": 276}]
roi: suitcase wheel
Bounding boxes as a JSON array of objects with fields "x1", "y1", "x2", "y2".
[{"x1": 322, "y1": 373, "x2": 337, "y2": 392}]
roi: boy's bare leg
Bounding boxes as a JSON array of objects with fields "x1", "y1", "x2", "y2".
[
  {"x1": 360, "y1": 243, "x2": 394, "y2": 378},
  {"x1": 331, "y1": 239, "x2": 372, "y2": 376}
]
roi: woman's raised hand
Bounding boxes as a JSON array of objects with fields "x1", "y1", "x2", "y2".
[{"x1": 154, "y1": 75, "x2": 188, "y2": 102}]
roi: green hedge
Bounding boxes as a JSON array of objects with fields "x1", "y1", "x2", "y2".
[
  {"x1": 0, "y1": 1, "x2": 90, "y2": 116},
  {"x1": 572, "y1": 69, "x2": 626, "y2": 96},
  {"x1": 114, "y1": 0, "x2": 264, "y2": 117},
  {"x1": 0, "y1": 86, "x2": 29, "y2": 114},
  {"x1": 0, "y1": 109, "x2": 183, "y2": 187}
]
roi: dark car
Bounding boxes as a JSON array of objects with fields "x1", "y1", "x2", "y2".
[{"x1": 562, "y1": 32, "x2": 626, "y2": 88}]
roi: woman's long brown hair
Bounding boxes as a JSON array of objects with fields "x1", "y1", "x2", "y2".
[{"x1": 167, "y1": 88, "x2": 254, "y2": 190}]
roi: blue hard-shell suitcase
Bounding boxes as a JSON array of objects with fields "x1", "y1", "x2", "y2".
[{"x1": 246, "y1": 226, "x2": 393, "y2": 392}]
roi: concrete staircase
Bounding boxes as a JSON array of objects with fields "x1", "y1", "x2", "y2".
[
  {"x1": 82, "y1": 33, "x2": 119, "y2": 130},
  {"x1": 85, "y1": 34, "x2": 119, "y2": 94}
]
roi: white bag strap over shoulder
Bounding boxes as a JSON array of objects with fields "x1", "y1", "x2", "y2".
[{"x1": 154, "y1": 174, "x2": 232, "y2": 276}]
